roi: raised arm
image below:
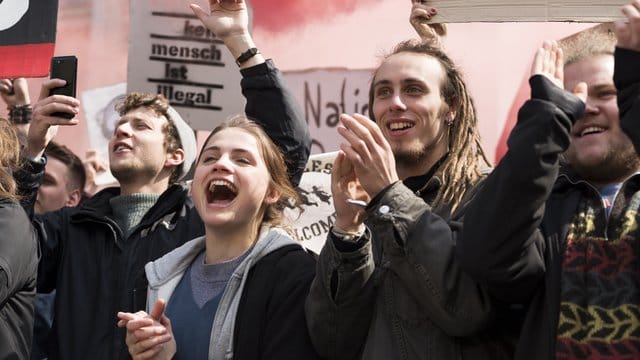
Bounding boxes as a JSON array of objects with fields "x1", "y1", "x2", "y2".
[
  {"x1": 191, "y1": 0, "x2": 310, "y2": 185},
  {"x1": 12, "y1": 80, "x2": 80, "y2": 294},
  {"x1": 457, "y1": 41, "x2": 586, "y2": 303},
  {"x1": 615, "y1": 1, "x2": 640, "y2": 149},
  {"x1": 16, "y1": 79, "x2": 79, "y2": 217}
]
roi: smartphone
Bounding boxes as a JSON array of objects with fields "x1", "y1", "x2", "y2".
[{"x1": 49, "y1": 56, "x2": 78, "y2": 119}]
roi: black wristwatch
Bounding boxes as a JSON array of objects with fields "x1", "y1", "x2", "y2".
[{"x1": 235, "y1": 47, "x2": 259, "y2": 66}]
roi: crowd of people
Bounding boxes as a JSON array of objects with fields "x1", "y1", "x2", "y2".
[{"x1": 1, "y1": 0, "x2": 639, "y2": 359}]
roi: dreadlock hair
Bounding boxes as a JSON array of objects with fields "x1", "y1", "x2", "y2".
[
  {"x1": 368, "y1": 39, "x2": 491, "y2": 211},
  {"x1": 116, "y1": 93, "x2": 183, "y2": 183},
  {"x1": 0, "y1": 117, "x2": 22, "y2": 201}
]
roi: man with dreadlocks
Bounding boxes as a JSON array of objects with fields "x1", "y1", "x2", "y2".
[
  {"x1": 458, "y1": 2, "x2": 640, "y2": 359},
  {"x1": 305, "y1": 39, "x2": 517, "y2": 359}
]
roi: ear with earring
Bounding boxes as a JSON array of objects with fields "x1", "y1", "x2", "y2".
[{"x1": 445, "y1": 113, "x2": 454, "y2": 126}]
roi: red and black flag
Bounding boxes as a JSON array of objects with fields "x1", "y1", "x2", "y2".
[{"x1": 0, "y1": 0, "x2": 58, "y2": 78}]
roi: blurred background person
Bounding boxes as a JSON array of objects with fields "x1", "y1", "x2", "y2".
[{"x1": 0, "y1": 116, "x2": 38, "y2": 359}]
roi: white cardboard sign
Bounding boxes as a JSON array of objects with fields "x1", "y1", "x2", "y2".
[
  {"x1": 283, "y1": 68, "x2": 372, "y2": 154},
  {"x1": 128, "y1": 0, "x2": 245, "y2": 131},
  {"x1": 286, "y1": 152, "x2": 339, "y2": 254},
  {"x1": 428, "y1": 0, "x2": 627, "y2": 23}
]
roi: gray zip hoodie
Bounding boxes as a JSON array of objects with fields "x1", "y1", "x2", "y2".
[{"x1": 144, "y1": 227, "x2": 302, "y2": 360}]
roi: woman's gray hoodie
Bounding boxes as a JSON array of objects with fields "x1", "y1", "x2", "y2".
[{"x1": 144, "y1": 227, "x2": 302, "y2": 360}]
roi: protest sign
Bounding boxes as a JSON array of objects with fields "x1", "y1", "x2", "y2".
[
  {"x1": 0, "y1": 0, "x2": 58, "y2": 77},
  {"x1": 287, "y1": 152, "x2": 338, "y2": 254},
  {"x1": 128, "y1": 0, "x2": 245, "y2": 130},
  {"x1": 283, "y1": 68, "x2": 372, "y2": 154}
]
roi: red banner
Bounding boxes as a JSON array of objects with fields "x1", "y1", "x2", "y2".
[{"x1": 0, "y1": 0, "x2": 58, "y2": 78}]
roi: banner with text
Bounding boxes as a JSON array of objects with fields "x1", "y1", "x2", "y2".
[
  {"x1": 286, "y1": 151, "x2": 338, "y2": 254},
  {"x1": 128, "y1": 0, "x2": 245, "y2": 131},
  {"x1": 283, "y1": 68, "x2": 372, "y2": 154}
]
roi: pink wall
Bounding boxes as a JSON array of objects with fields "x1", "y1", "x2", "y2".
[{"x1": 7, "y1": 0, "x2": 594, "y2": 162}]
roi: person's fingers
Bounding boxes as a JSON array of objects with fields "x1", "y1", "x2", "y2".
[
  {"x1": 31, "y1": 104, "x2": 80, "y2": 125},
  {"x1": 614, "y1": 19, "x2": 630, "y2": 43},
  {"x1": 616, "y1": 1, "x2": 640, "y2": 49},
  {"x1": 95, "y1": 160, "x2": 108, "y2": 172},
  {"x1": 159, "y1": 314, "x2": 173, "y2": 331},
  {"x1": 39, "y1": 79, "x2": 67, "y2": 100},
  {"x1": 549, "y1": 42, "x2": 558, "y2": 76},
  {"x1": 331, "y1": 150, "x2": 346, "y2": 185},
  {"x1": 623, "y1": 0, "x2": 640, "y2": 18},
  {"x1": 573, "y1": 82, "x2": 588, "y2": 104},
  {"x1": 337, "y1": 125, "x2": 370, "y2": 166},
  {"x1": 132, "y1": 325, "x2": 168, "y2": 340},
  {"x1": 531, "y1": 47, "x2": 544, "y2": 76},
  {"x1": 126, "y1": 318, "x2": 156, "y2": 333},
  {"x1": 117, "y1": 311, "x2": 137, "y2": 323},
  {"x1": 411, "y1": 7, "x2": 432, "y2": 22},
  {"x1": 339, "y1": 114, "x2": 377, "y2": 156},
  {"x1": 339, "y1": 141, "x2": 363, "y2": 167},
  {"x1": 0, "y1": 79, "x2": 11, "y2": 93},
  {"x1": 623, "y1": 1, "x2": 640, "y2": 34},
  {"x1": 351, "y1": 113, "x2": 388, "y2": 149},
  {"x1": 149, "y1": 299, "x2": 166, "y2": 321},
  {"x1": 190, "y1": 3, "x2": 208, "y2": 22},
  {"x1": 554, "y1": 46, "x2": 564, "y2": 83},
  {"x1": 132, "y1": 342, "x2": 165, "y2": 360},
  {"x1": 117, "y1": 311, "x2": 134, "y2": 319},
  {"x1": 129, "y1": 333, "x2": 170, "y2": 360},
  {"x1": 542, "y1": 40, "x2": 553, "y2": 74}
]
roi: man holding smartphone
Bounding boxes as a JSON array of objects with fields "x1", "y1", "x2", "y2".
[{"x1": 17, "y1": 1, "x2": 310, "y2": 359}]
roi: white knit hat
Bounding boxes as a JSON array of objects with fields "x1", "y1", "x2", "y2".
[{"x1": 165, "y1": 106, "x2": 197, "y2": 181}]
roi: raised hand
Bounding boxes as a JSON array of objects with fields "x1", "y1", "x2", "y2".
[
  {"x1": 26, "y1": 79, "x2": 80, "y2": 158},
  {"x1": 409, "y1": 0, "x2": 446, "y2": 45},
  {"x1": 190, "y1": 0, "x2": 248, "y2": 41},
  {"x1": 531, "y1": 40, "x2": 588, "y2": 103},
  {"x1": 615, "y1": 0, "x2": 640, "y2": 51},
  {"x1": 531, "y1": 40, "x2": 564, "y2": 89},
  {"x1": 0, "y1": 78, "x2": 30, "y2": 107},
  {"x1": 117, "y1": 299, "x2": 175, "y2": 360},
  {"x1": 337, "y1": 113, "x2": 399, "y2": 198},
  {"x1": 331, "y1": 151, "x2": 369, "y2": 234},
  {"x1": 82, "y1": 149, "x2": 110, "y2": 197}
]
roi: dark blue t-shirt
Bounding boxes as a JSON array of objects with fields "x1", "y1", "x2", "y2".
[
  {"x1": 165, "y1": 250, "x2": 249, "y2": 359},
  {"x1": 166, "y1": 264, "x2": 223, "y2": 360}
]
